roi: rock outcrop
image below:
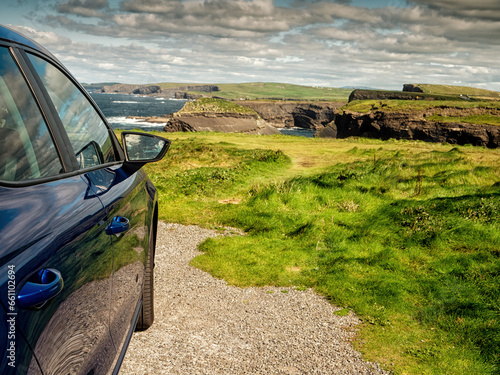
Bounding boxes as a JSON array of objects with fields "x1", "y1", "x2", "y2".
[
  {"x1": 327, "y1": 110, "x2": 500, "y2": 148},
  {"x1": 101, "y1": 83, "x2": 141, "y2": 94},
  {"x1": 237, "y1": 101, "x2": 344, "y2": 129},
  {"x1": 403, "y1": 84, "x2": 424, "y2": 93},
  {"x1": 132, "y1": 85, "x2": 161, "y2": 95},
  {"x1": 164, "y1": 112, "x2": 280, "y2": 135}
]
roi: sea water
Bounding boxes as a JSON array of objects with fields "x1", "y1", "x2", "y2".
[
  {"x1": 278, "y1": 127, "x2": 316, "y2": 138},
  {"x1": 90, "y1": 93, "x2": 187, "y2": 131},
  {"x1": 90, "y1": 92, "x2": 315, "y2": 137}
]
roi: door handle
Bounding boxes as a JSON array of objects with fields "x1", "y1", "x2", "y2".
[
  {"x1": 17, "y1": 268, "x2": 64, "y2": 309},
  {"x1": 105, "y1": 216, "x2": 130, "y2": 237}
]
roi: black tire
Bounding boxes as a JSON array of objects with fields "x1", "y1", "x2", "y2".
[{"x1": 135, "y1": 227, "x2": 155, "y2": 331}]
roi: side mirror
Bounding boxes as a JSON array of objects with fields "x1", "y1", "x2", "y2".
[{"x1": 121, "y1": 131, "x2": 171, "y2": 172}]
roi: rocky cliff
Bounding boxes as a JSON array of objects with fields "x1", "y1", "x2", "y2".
[
  {"x1": 164, "y1": 112, "x2": 279, "y2": 135},
  {"x1": 348, "y1": 89, "x2": 463, "y2": 102},
  {"x1": 237, "y1": 101, "x2": 344, "y2": 129},
  {"x1": 403, "y1": 84, "x2": 424, "y2": 93},
  {"x1": 320, "y1": 109, "x2": 500, "y2": 148}
]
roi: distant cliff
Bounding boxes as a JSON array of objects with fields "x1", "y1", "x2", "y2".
[
  {"x1": 100, "y1": 84, "x2": 219, "y2": 99},
  {"x1": 318, "y1": 109, "x2": 500, "y2": 148}
]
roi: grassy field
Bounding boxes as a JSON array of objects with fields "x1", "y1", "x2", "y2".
[
  {"x1": 415, "y1": 84, "x2": 500, "y2": 100},
  {"x1": 343, "y1": 99, "x2": 500, "y2": 113},
  {"x1": 151, "y1": 82, "x2": 351, "y2": 101},
  {"x1": 140, "y1": 131, "x2": 500, "y2": 374},
  {"x1": 176, "y1": 97, "x2": 259, "y2": 115},
  {"x1": 213, "y1": 82, "x2": 352, "y2": 101}
]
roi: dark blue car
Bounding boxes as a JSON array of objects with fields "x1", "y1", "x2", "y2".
[{"x1": 0, "y1": 25, "x2": 170, "y2": 374}]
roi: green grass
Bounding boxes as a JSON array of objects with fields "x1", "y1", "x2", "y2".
[
  {"x1": 93, "y1": 81, "x2": 352, "y2": 100},
  {"x1": 343, "y1": 100, "x2": 500, "y2": 113},
  {"x1": 428, "y1": 114, "x2": 500, "y2": 126},
  {"x1": 415, "y1": 84, "x2": 500, "y2": 100},
  {"x1": 213, "y1": 82, "x2": 352, "y2": 101},
  {"x1": 177, "y1": 98, "x2": 259, "y2": 115},
  {"x1": 141, "y1": 132, "x2": 500, "y2": 374},
  {"x1": 341, "y1": 99, "x2": 500, "y2": 127},
  {"x1": 152, "y1": 82, "x2": 351, "y2": 101}
]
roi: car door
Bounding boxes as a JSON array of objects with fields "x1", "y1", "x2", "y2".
[
  {"x1": 87, "y1": 164, "x2": 156, "y2": 349},
  {"x1": 0, "y1": 176, "x2": 117, "y2": 375},
  {"x1": 25, "y1": 50, "x2": 151, "y2": 367},
  {"x1": 0, "y1": 45, "x2": 115, "y2": 374}
]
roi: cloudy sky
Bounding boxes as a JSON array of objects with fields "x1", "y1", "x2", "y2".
[{"x1": 2, "y1": 0, "x2": 500, "y2": 91}]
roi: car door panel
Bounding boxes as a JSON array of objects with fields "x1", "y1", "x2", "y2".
[
  {"x1": 85, "y1": 166, "x2": 155, "y2": 350},
  {"x1": 0, "y1": 175, "x2": 116, "y2": 375}
]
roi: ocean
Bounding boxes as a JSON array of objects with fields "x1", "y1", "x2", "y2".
[
  {"x1": 90, "y1": 93, "x2": 187, "y2": 131},
  {"x1": 90, "y1": 92, "x2": 315, "y2": 137}
]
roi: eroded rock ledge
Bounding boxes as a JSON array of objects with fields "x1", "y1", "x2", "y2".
[
  {"x1": 164, "y1": 112, "x2": 280, "y2": 135},
  {"x1": 159, "y1": 101, "x2": 344, "y2": 135},
  {"x1": 320, "y1": 110, "x2": 500, "y2": 148},
  {"x1": 238, "y1": 101, "x2": 344, "y2": 129}
]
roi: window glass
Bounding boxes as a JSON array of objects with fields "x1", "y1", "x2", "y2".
[
  {"x1": 0, "y1": 47, "x2": 62, "y2": 181},
  {"x1": 28, "y1": 54, "x2": 117, "y2": 168}
]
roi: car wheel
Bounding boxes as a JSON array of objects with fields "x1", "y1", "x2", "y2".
[{"x1": 135, "y1": 227, "x2": 155, "y2": 331}]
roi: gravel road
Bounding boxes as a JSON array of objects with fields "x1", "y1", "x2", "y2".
[{"x1": 120, "y1": 222, "x2": 390, "y2": 374}]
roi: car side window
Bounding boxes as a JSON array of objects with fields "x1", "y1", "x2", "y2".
[
  {"x1": 27, "y1": 53, "x2": 117, "y2": 169},
  {"x1": 0, "y1": 47, "x2": 62, "y2": 182}
]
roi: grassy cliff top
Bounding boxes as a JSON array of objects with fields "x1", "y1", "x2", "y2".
[
  {"x1": 177, "y1": 98, "x2": 259, "y2": 115},
  {"x1": 343, "y1": 99, "x2": 500, "y2": 113},
  {"x1": 152, "y1": 82, "x2": 352, "y2": 101},
  {"x1": 411, "y1": 84, "x2": 500, "y2": 100},
  {"x1": 213, "y1": 82, "x2": 351, "y2": 101},
  {"x1": 341, "y1": 99, "x2": 500, "y2": 126}
]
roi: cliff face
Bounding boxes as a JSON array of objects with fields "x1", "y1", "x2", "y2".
[
  {"x1": 327, "y1": 110, "x2": 500, "y2": 148},
  {"x1": 237, "y1": 101, "x2": 344, "y2": 129},
  {"x1": 100, "y1": 84, "x2": 219, "y2": 99},
  {"x1": 157, "y1": 100, "x2": 342, "y2": 135},
  {"x1": 164, "y1": 112, "x2": 280, "y2": 135}
]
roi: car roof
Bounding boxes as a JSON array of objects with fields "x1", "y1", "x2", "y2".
[{"x1": 0, "y1": 24, "x2": 57, "y2": 60}]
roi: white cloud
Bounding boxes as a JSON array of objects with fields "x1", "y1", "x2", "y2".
[
  {"x1": 4, "y1": 0, "x2": 500, "y2": 90},
  {"x1": 7, "y1": 25, "x2": 72, "y2": 48}
]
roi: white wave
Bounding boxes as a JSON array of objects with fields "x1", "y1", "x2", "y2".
[
  {"x1": 107, "y1": 116, "x2": 167, "y2": 127},
  {"x1": 111, "y1": 100, "x2": 145, "y2": 104}
]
